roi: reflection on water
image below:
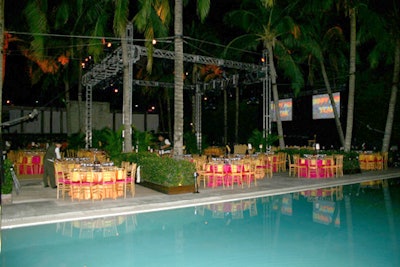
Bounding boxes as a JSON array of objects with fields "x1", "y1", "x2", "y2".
[
  {"x1": 56, "y1": 214, "x2": 138, "y2": 239},
  {"x1": 2, "y1": 179, "x2": 399, "y2": 267}
]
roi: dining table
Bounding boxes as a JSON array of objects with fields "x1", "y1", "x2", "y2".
[
  {"x1": 297, "y1": 155, "x2": 334, "y2": 178},
  {"x1": 12, "y1": 150, "x2": 46, "y2": 175},
  {"x1": 59, "y1": 161, "x2": 124, "y2": 201},
  {"x1": 204, "y1": 162, "x2": 256, "y2": 188}
]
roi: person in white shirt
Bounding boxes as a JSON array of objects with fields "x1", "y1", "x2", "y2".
[{"x1": 42, "y1": 141, "x2": 62, "y2": 188}]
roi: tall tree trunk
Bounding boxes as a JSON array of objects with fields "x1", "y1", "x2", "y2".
[
  {"x1": 157, "y1": 94, "x2": 165, "y2": 132},
  {"x1": 77, "y1": 63, "x2": 84, "y2": 132},
  {"x1": 173, "y1": 0, "x2": 184, "y2": 157},
  {"x1": 64, "y1": 78, "x2": 72, "y2": 136},
  {"x1": 167, "y1": 87, "x2": 173, "y2": 141},
  {"x1": 235, "y1": 85, "x2": 239, "y2": 143},
  {"x1": 344, "y1": 8, "x2": 357, "y2": 152},
  {"x1": 0, "y1": 0, "x2": 4, "y2": 131},
  {"x1": 121, "y1": 31, "x2": 132, "y2": 153},
  {"x1": 382, "y1": 38, "x2": 400, "y2": 152},
  {"x1": 320, "y1": 60, "x2": 345, "y2": 147},
  {"x1": 267, "y1": 43, "x2": 285, "y2": 149},
  {"x1": 223, "y1": 85, "x2": 227, "y2": 144}
]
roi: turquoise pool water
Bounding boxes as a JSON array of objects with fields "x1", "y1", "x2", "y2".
[{"x1": 1, "y1": 180, "x2": 399, "y2": 267}]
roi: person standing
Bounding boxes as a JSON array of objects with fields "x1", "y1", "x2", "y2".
[{"x1": 42, "y1": 141, "x2": 62, "y2": 188}]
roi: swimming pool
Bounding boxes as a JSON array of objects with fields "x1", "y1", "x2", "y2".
[{"x1": 1, "y1": 179, "x2": 399, "y2": 267}]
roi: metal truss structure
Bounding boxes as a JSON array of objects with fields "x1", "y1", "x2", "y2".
[{"x1": 82, "y1": 31, "x2": 270, "y2": 150}]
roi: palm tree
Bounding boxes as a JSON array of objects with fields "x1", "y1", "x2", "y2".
[
  {"x1": 173, "y1": 0, "x2": 210, "y2": 157},
  {"x1": 297, "y1": 1, "x2": 347, "y2": 147},
  {"x1": 23, "y1": 0, "x2": 111, "y2": 137},
  {"x1": 344, "y1": 6, "x2": 357, "y2": 152},
  {"x1": 366, "y1": 1, "x2": 400, "y2": 153},
  {"x1": 224, "y1": 0, "x2": 304, "y2": 149},
  {"x1": 114, "y1": 0, "x2": 170, "y2": 152},
  {"x1": 0, "y1": 0, "x2": 4, "y2": 131},
  {"x1": 382, "y1": 39, "x2": 400, "y2": 153}
]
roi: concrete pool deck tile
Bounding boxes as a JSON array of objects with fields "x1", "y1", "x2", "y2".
[{"x1": 1, "y1": 168, "x2": 400, "y2": 229}]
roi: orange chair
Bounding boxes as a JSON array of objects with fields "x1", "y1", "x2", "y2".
[
  {"x1": 229, "y1": 163, "x2": 243, "y2": 189},
  {"x1": 242, "y1": 163, "x2": 256, "y2": 187},
  {"x1": 358, "y1": 154, "x2": 367, "y2": 170},
  {"x1": 321, "y1": 156, "x2": 334, "y2": 177},
  {"x1": 297, "y1": 158, "x2": 308, "y2": 178},
  {"x1": 54, "y1": 163, "x2": 71, "y2": 199},
  {"x1": 211, "y1": 164, "x2": 226, "y2": 188},
  {"x1": 263, "y1": 155, "x2": 274, "y2": 178},
  {"x1": 332, "y1": 154, "x2": 344, "y2": 177},
  {"x1": 288, "y1": 154, "x2": 299, "y2": 177},
  {"x1": 365, "y1": 154, "x2": 377, "y2": 170},
  {"x1": 307, "y1": 158, "x2": 319, "y2": 178},
  {"x1": 375, "y1": 153, "x2": 384, "y2": 170}
]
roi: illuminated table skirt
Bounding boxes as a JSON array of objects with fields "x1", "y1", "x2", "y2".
[{"x1": 297, "y1": 158, "x2": 334, "y2": 178}]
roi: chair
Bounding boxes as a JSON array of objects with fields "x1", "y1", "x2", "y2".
[
  {"x1": 229, "y1": 163, "x2": 243, "y2": 189},
  {"x1": 202, "y1": 163, "x2": 215, "y2": 188},
  {"x1": 333, "y1": 154, "x2": 344, "y2": 177},
  {"x1": 115, "y1": 167, "x2": 128, "y2": 198},
  {"x1": 365, "y1": 154, "x2": 377, "y2": 170},
  {"x1": 242, "y1": 163, "x2": 256, "y2": 187},
  {"x1": 125, "y1": 163, "x2": 137, "y2": 197},
  {"x1": 16, "y1": 155, "x2": 28, "y2": 175},
  {"x1": 54, "y1": 162, "x2": 71, "y2": 199},
  {"x1": 211, "y1": 164, "x2": 225, "y2": 188},
  {"x1": 296, "y1": 157, "x2": 308, "y2": 178},
  {"x1": 358, "y1": 154, "x2": 367, "y2": 170},
  {"x1": 276, "y1": 152, "x2": 287, "y2": 172},
  {"x1": 195, "y1": 160, "x2": 209, "y2": 188},
  {"x1": 264, "y1": 155, "x2": 274, "y2": 178},
  {"x1": 79, "y1": 169, "x2": 96, "y2": 201},
  {"x1": 288, "y1": 154, "x2": 299, "y2": 177},
  {"x1": 97, "y1": 169, "x2": 117, "y2": 200},
  {"x1": 31, "y1": 155, "x2": 42, "y2": 175},
  {"x1": 307, "y1": 158, "x2": 319, "y2": 178},
  {"x1": 321, "y1": 156, "x2": 334, "y2": 177},
  {"x1": 70, "y1": 170, "x2": 84, "y2": 201},
  {"x1": 375, "y1": 153, "x2": 383, "y2": 170},
  {"x1": 253, "y1": 158, "x2": 266, "y2": 180}
]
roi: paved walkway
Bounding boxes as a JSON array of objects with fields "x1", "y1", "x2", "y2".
[{"x1": 2, "y1": 168, "x2": 400, "y2": 229}]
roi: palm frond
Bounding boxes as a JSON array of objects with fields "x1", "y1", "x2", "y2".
[{"x1": 196, "y1": 0, "x2": 210, "y2": 22}]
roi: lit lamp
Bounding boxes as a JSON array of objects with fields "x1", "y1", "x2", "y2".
[{"x1": 259, "y1": 144, "x2": 263, "y2": 153}]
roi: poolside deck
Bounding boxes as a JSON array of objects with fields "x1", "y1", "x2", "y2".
[{"x1": 2, "y1": 168, "x2": 400, "y2": 229}]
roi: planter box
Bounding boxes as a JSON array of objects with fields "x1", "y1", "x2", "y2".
[
  {"x1": 141, "y1": 181, "x2": 195, "y2": 195},
  {"x1": 1, "y1": 193, "x2": 12, "y2": 205}
]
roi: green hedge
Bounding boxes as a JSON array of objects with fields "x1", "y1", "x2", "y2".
[
  {"x1": 113, "y1": 152, "x2": 196, "y2": 187},
  {"x1": 2, "y1": 159, "x2": 14, "y2": 194}
]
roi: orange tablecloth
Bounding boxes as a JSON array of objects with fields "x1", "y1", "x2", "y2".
[{"x1": 69, "y1": 168, "x2": 124, "y2": 200}]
